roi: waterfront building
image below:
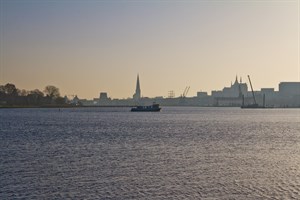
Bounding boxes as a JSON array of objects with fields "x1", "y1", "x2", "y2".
[
  {"x1": 277, "y1": 82, "x2": 300, "y2": 107},
  {"x1": 71, "y1": 95, "x2": 80, "y2": 105},
  {"x1": 197, "y1": 92, "x2": 208, "y2": 98},
  {"x1": 279, "y1": 82, "x2": 300, "y2": 97},
  {"x1": 98, "y1": 92, "x2": 111, "y2": 105},
  {"x1": 100, "y1": 92, "x2": 108, "y2": 100},
  {"x1": 211, "y1": 76, "x2": 249, "y2": 106},
  {"x1": 260, "y1": 88, "x2": 276, "y2": 99},
  {"x1": 212, "y1": 76, "x2": 248, "y2": 98}
]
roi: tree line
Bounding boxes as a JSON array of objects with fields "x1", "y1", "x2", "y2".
[{"x1": 0, "y1": 83, "x2": 67, "y2": 106}]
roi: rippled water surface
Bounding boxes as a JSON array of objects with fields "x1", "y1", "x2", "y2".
[{"x1": 1, "y1": 107, "x2": 300, "y2": 199}]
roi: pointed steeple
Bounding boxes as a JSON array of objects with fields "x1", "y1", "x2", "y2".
[
  {"x1": 136, "y1": 74, "x2": 140, "y2": 93},
  {"x1": 234, "y1": 75, "x2": 239, "y2": 85},
  {"x1": 133, "y1": 74, "x2": 141, "y2": 100}
]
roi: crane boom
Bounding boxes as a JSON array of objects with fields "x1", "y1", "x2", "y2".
[
  {"x1": 185, "y1": 86, "x2": 190, "y2": 97},
  {"x1": 181, "y1": 86, "x2": 190, "y2": 97},
  {"x1": 247, "y1": 75, "x2": 257, "y2": 105}
]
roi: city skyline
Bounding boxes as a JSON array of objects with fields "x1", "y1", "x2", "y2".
[{"x1": 0, "y1": 0, "x2": 299, "y2": 99}]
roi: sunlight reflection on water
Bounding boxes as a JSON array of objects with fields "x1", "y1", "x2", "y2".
[{"x1": 0, "y1": 107, "x2": 300, "y2": 199}]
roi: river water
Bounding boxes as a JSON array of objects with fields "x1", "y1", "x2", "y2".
[{"x1": 0, "y1": 107, "x2": 300, "y2": 199}]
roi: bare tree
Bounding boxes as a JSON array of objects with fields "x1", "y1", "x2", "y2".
[
  {"x1": 3, "y1": 83, "x2": 18, "y2": 96},
  {"x1": 30, "y1": 89, "x2": 44, "y2": 97},
  {"x1": 18, "y1": 89, "x2": 29, "y2": 96},
  {"x1": 44, "y1": 85, "x2": 60, "y2": 99}
]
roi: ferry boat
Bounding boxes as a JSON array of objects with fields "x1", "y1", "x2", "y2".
[{"x1": 131, "y1": 103, "x2": 161, "y2": 112}]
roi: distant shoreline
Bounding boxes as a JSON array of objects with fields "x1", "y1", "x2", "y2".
[
  {"x1": 0, "y1": 105, "x2": 134, "y2": 109},
  {"x1": 0, "y1": 105, "x2": 299, "y2": 109}
]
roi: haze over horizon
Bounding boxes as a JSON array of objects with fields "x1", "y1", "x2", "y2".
[{"x1": 0, "y1": 0, "x2": 299, "y2": 99}]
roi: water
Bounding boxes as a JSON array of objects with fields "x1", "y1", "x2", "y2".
[{"x1": 0, "y1": 107, "x2": 300, "y2": 199}]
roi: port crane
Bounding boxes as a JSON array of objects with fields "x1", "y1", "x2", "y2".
[
  {"x1": 247, "y1": 75, "x2": 257, "y2": 105},
  {"x1": 241, "y1": 75, "x2": 267, "y2": 108},
  {"x1": 181, "y1": 86, "x2": 190, "y2": 98}
]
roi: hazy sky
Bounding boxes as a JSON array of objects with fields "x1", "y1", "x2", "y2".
[{"x1": 0, "y1": 0, "x2": 299, "y2": 99}]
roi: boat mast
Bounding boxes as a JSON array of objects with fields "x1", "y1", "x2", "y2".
[{"x1": 247, "y1": 75, "x2": 257, "y2": 105}]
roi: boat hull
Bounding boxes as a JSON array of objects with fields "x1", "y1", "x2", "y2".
[
  {"x1": 131, "y1": 108, "x2": 161, "y2": 112},
  {"x1": 241, "y1": 104, "x2": 274, "y2": 109},
  {"x1": 131, "y1": 104, "x2": 161, "y2": 112}
]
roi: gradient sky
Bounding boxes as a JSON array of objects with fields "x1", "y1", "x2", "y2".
[{"x1": 0, "y1": 0, "x2": 299, "y2": 99}]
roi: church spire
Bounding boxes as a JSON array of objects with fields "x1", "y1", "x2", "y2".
[
  {"x1": 234, "y1": 75, "x2": 239, "y2": 85},
  {"x1": 136, "y1": 74, "x2": 140, "y2": 93},
  {"x1": 133, "y1": 74, "x2": 141, "y2": 100}
]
